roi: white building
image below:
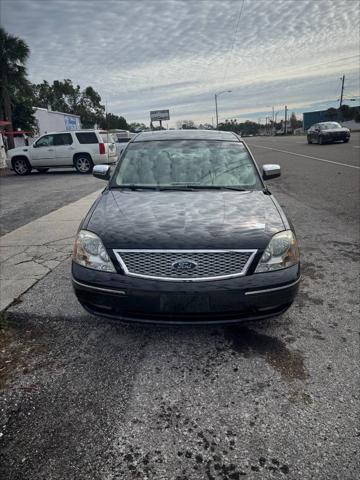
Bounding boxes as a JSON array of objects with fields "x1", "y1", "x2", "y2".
[{"x1": 34, "y1": 108, "x2": 81, "y2": 136}]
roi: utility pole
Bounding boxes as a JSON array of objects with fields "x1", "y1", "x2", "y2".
[
  {"x1": 215, "y1": 94, "x2": 219, "y2": 128},
  {"x1": 214, "y1": 90, "x2": 232, "y2": 128},
  {"x1": 340, "y1": 75, "x2": 345, "y2": 108},
  {"x1": 284, "y1": 106, "x2": 288, "y2": 135}
]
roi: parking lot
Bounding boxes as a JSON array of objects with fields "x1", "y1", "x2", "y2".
[{"x1": 0, "y1": 134, "x2": 359, "y2": 479}]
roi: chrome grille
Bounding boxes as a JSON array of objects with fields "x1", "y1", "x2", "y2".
[{"x1": 113, "y1": 249, "x2": 257, "y2": 281}]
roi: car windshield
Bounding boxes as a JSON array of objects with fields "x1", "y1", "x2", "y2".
[
  {"x1": 110, "y1": 140, "x2": 262, "y2": 189},
  {"x1": 320, "y1": 122, "x2": 341, "y2": 130}
]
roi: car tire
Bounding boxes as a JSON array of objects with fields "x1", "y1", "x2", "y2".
[
  {"x1": 343, "y1": 139, "x2": 349, "y2": 143},
  {"x1": 74, "y1": 154, "x2": 94, "y2": 174},
  {"x1": 318, "y1": 136, "x2": 323, "y2": 145},
  {"x1": 307, "y1": 137, "x2": 312, "y2": 144},
  {"x1": 12, "y1": 157, "x2": 32, "y2": 175},
  {"x1": 36, "y1": 168, "x2": 49, "y2": 173}
]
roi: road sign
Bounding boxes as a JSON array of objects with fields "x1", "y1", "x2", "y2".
[{"x1": 150, "y1": 110, "x2": 170, "y2": 121}]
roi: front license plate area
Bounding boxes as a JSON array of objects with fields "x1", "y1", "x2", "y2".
[{"x1": 160, "y1": 294, "x2": 210, "y2": 313}]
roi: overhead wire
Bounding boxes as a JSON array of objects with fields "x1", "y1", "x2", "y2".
[{"x1": 221, "y1": 0, "x2": 245, "y2": 85}]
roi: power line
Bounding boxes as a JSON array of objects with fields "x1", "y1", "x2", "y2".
[
  {"x1": 222, "y1": 0, "x2": 245, "y2": 85},
  {"x1": 299, "y1": 55, "x2": 360, "y2": 70},
  {"x1": 235, "y1": 54, "x2": 360, "y2": 88},
  {"x1": 333, "y1": 77, "x2": 342, "y2": 98}
]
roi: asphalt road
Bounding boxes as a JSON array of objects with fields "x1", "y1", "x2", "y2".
[
  {"x1": 1, "y1": 134, "x2": 359, "y2": 480},
  {"x1": 246, "y1": 132, "x2": 360, "y2": 224},
  {"x1": 0, "y1": 169, "x2": 104, "y2": 236}
]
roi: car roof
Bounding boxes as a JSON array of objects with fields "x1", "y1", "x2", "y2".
[
  {"x1": 41, "y1": 129, "x2": 108, "y2": 135},
  {"x1": 132, "y1": 129, "x2": 240, "y2": 142}
]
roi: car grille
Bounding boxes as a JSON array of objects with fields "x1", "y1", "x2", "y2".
[{"x1": 113, "y1": 249, "x2": 257, "y2": 281}]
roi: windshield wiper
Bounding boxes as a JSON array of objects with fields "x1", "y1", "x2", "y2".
[
  {"x1": 110, "y1": 184, "x2": 159, "y2": 191},
  {"x1": 111, "y1": 184, "x2": 251, "y2": 192},
  {"x1": 159, "y1": 186, "x2": 195, "y2": 191},
  {"x1": 188, "y1": 185, "x2": 250, "y2": 191}
]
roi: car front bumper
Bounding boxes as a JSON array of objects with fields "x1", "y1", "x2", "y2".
[
  {"x1": 72, "y1": 262, "x2": 300, "y2": 325},
  {"x1": 324, "y1": 133, "x2": 350, "y2": 142}
]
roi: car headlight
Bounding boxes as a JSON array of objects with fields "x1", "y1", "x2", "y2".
[
  {"x1": 72, "y1": 230, "x2": 115, "y2": 272},
  {"x1": 255, "y1": 230, "x2": 299, "y2": 273}
]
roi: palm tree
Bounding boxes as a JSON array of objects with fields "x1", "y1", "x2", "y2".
[{"x1": 0, "y1": 27, "x2": 30, "y2": 149}]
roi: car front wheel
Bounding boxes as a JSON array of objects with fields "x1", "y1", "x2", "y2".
[
  {"x1": 343, "y1": 138, "x2": 349, "y2": 143},
  {"x1": 74, "y1": 154, "x2": 93, "y2": 174},
  {"x1": 12, "y1": 157, "x2": 32, "y2": 175},
  {"x1": 318, "y1": 136, "x2": 324, "y2": 145},
  {"x1": 307, "y1": 136, "x2": 312, "y2": 144}
]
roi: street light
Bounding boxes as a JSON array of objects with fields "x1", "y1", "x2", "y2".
[{"x1": 215, "y1": 90, "x2": 232, "y2": 128}]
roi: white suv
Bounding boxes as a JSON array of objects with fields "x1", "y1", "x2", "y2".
[{"x1": 6, "y1": 130, "x2": 117, "y2": 175}]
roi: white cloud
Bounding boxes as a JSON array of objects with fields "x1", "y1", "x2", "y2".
[{"x1": 2, "y1": 0, "x2": 360, "y2": 125}]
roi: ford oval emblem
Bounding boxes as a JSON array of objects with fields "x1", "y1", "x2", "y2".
[{"x1": 172, "y1": 259, "x2": 198, "y2": 272}]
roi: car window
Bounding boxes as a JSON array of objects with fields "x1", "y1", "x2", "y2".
[
  {"x1": 111, "y1": 140, "x2": 262, "y2": 189},
  {"x1": 75, "y1": 132, "x2": 98, "y2": 144},
  {"x1": 35, "y1": 135, "x2": 54, "y2": 147},
  {"x1": 53, "y1": 133, "x2": 73, "y2": 146},
  {"x1": 320, "y1": 122, "x2": 341, "y2": 130},
  {"x1": 99, "y1": 132, "x2": 115, "y2": 144}
]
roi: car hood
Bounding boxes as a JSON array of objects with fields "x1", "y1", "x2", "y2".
[
  {"x1": 86, "y1": 189, "x2": 285, "y2": 250},
  {"x1": 323, "y1": 128, "x2": 349, "y2": 133},
  {"x1": 8, "y1": 146, "x2": 30, "y2": 156}
]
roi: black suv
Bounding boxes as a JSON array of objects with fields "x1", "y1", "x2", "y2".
[{"x1": 72, "y1": 130, "x2": 300, "y2": 325}]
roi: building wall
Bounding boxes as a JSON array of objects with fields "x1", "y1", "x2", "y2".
[
  {"x1": 303, "y1": 106, "x2": 360, "y2": 130},
  {"x1": 303, "y1": 111, "x2": 328, "y2": 130},
  {"x1": 34, "y1": 108, "x2": 81, "y2": 136}
]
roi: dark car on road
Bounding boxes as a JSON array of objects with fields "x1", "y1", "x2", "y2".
[
  {"x1": 72, "y1": 130, "x2": 300, "y2": 325},
  {"x1": 307, "y1": 122, "x2": 350, "y2": 144}
]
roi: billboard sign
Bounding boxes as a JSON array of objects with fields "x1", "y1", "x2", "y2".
[{"x1": 150, "y1": 110, "x2": 170, "y2": 121}]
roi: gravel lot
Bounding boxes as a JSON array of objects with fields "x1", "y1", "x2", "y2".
[{"x1": 0, "y1": 134, "x2": 359, "y2": 480}]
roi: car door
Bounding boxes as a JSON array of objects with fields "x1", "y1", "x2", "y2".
[
  {"x1": 31, "y1": 134, "x2": 55, "y2": 166},
  {"x1": 311, "y1": 124, "x2": 319, "y2": 142},
  {"x1": 53, "y1": 133, "x2": 75, "y2": 166}
]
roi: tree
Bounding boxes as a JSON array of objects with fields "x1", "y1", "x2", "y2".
[
  {"x1": 339, "y1": 104, "x2": 353, "y2": 121},
  {"x1": 32, "y1": 80, "x2": 106, "y2": 128},
  {"x1": 12, "y1": 95, "x2": 36, "y2": 131},
  {"x1": 218, "y1": 119, "x2": 260, "y2": 136},
  {"x1": 176, "y1": 120, "x2": 197, "y2": 129},
  {"x1": 129, "y1": 122, "x2": 148, "y2": 132},
  {"x1": 0, "y1": 27, "x2": 32, "y2": 148},
  {"x1": 99, "y1": 113, "x2": 129, "y2": 130},
  {"x1": 289, "y1": 112, "x2": 302, "y2": 132},
  {"x1": 325, "y1": 107, "x2": 338, "y2": 121}
]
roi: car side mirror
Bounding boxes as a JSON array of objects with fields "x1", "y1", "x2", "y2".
[
  {"x1": 262, "y1": 164, "x2": 281, "y2": 180},
  {"x1": 93, "y1": 164, "x2": 111, "y2": 180}
]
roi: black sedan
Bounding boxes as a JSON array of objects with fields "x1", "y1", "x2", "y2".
[
  {"x1": 307, "y1": 122, "x2": 350, "y2": 144},
  {"x1": 72, "y1": 130, "x2": 300, "y2": 325}
]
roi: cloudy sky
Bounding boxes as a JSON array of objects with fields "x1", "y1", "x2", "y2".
[{"x1": 2, "y1": 0, "x2": 359, "y2": 126}]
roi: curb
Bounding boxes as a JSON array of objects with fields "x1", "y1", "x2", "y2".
[{"x1": 0, "y1": 189, "x2": 102, "y2": 312}]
